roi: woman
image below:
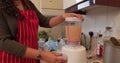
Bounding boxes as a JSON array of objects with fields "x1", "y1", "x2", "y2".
[{"x1": 0, "y1": 0, "x2": 84, "y2": 63}]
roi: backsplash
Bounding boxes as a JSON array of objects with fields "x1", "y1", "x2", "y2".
[{"x1": 82, "y1": 6, "x2": 120, "y2": 39}]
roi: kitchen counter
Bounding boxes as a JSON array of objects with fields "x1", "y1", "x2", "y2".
[
  {"x1": 40, "y1": 58, "x2": 103, "y2": 63},
  {"x1": 87, "y1": 58, "x2": 103, "y2": 63},
  {"x1": 87, "y1": 51, "x2": 103, "y2": 63}
]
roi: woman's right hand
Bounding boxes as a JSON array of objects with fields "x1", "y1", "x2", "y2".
[{"x1": 41, "y1": 51, "x2": 67, "y2": 63}]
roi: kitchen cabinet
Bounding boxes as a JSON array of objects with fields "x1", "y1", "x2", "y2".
[
  {"x1": 65, "y1": 0, "x2": 120, "y2": 14},
  {"x1": 30, "y1": 0, "x2": 41, "y2": 10},
  {"x1": 41, "y1": 0, "x2": 63, "y2": 9},
  {"x1": 97, "y1": 0, "x2": 120, "y2": 7},
  {"x1": 63, "y1": 0, "x2": 76, "y2": 9},
  {"x1": 40, "y1": 0, "x2": 64, "y2": 16},
  {"x1": 31, "y1": 0, "x2": 64, "y2": 16}
]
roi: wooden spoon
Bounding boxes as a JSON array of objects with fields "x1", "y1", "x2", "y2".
[{"x1": 110, "y1": 37, "x2": 120, "y2": 46}]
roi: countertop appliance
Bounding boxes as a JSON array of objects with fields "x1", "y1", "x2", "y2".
[
  {"x1": 104, "y1": 38, "x2": 120, "y2": 63},
  {"x1": 62, "y1": 17, "x2": 87, "y2": 63}
]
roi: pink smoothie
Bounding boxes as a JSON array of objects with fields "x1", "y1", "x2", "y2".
[{"x1": 65, "y1": 26, "x2": 82, "y2": 44}]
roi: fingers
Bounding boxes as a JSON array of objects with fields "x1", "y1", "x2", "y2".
[
  {"x1": 62, "y1": 13, "x2": 84, "y2": 21},
  {"x1": 56, "y1": 61, "x2": 67, "y2": 63},
  {"x1": 56, "y1": 57, "x2": 67, "y2": 63},
  {"x1": 72, "y1": 13, "x2": 84, "y2": 21},
  {"x1": 52, "y1": 52, "x2": 63, "y2": 56}
]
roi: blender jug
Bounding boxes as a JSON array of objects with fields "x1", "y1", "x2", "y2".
[
  {"x1": 62, "y1": 17, "x2": 87, "y2": 63},
  {"x1": 65, "y1": 17, "x2": 82, "y2": 45}
]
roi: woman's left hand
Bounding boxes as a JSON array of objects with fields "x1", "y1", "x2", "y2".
[
  {"x1": 40, "y1": 51, "x2": 67, "y2": 63},
  {"x1": 62, "y1": 13, "x2": 84, "y2": 21}
]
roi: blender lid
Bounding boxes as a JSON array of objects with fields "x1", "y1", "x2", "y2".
[{"x1": 65, "y1": 17, "x2": 82, "y2": 22}]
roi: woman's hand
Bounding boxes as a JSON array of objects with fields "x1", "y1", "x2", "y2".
[
  {"x1": 62, "y1": 13, "x2": 84, "y2": 21},
  {"x1": 41, "y1": 51, "x2": 67, "y2": 63},
  {"x1": 49, "y1": 13, "x2": 84, "y2": 27}
]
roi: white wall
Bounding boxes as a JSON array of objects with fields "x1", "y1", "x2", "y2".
[{"x1": 82, "y1": 6, "x2": 120, "y2": 38}]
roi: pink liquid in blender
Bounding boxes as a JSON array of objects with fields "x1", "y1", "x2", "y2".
[{"x1": 65, "y1": 26, "x2": 81, "y2": 44}]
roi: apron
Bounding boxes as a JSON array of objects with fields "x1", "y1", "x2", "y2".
[{"x1": 0, "y1": 0, "x2": 39, "y2": 63}]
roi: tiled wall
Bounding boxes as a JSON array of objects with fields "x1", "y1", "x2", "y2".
[{"x1": 82, "y1": 6, "x2": 120, "y2": 38}]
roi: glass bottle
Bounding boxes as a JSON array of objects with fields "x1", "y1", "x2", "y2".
[{"x1": 103, "y1": 27, "x2": 113, "y2": 41}]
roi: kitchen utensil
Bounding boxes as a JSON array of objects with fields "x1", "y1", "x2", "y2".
[
  {"x1": 89, "y1": 31, "x2": 94, "y2": 50},
  {"x1": 81, "y1": 32, "x2": 87, "y2": 50},
  {"x1": 110, "y1": 37, "x2": 120, "y2": 46}
]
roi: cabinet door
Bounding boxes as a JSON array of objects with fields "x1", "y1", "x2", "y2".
[
  {"x1": 41, "y1": 0, "x2": 63, "y2": 9},
  {"x1": 30, "y1": 0, "x2": 41, "y2": 10},
  {"x1": 97, "y1": 0, "x2": 120, "y2": 7}
]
